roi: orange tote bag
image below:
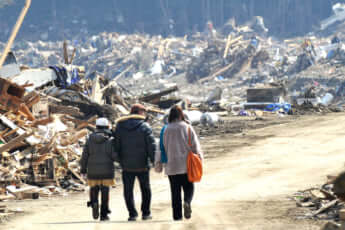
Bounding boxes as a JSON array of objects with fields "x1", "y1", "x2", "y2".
[{"x1": 187, "y1": 127, "x2": 203, "y2": 182}]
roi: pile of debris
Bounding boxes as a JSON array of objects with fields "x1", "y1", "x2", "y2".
[
  {"x1": 186, "y1": 36, "x2": 258, "y2": 83},
  {"x1": 0, "y1": 44, "x2": 186, "y2": 202},
  {"x1": 293, "y1": 184, "x2": 342, "y2": 221},
  {"x1": 292, "y1": 170, "x2": 345, "y2": 230},
  {"x1": 0, "y1": 82, "x2": 92, "y2": 200},
  {"x1": 3, "y1": 28, "x2": 345, "y2": 108},
  {"x1": 293, "y1": 172, "x2": 345, "y2": 230}
]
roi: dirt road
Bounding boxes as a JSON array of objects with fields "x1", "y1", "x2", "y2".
[{"x1": 3, "y1": 114, "x2": 345, "y2": 230}]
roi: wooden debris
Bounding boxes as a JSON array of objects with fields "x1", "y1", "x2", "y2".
[
  {"x1": 100, "y1": 64, "x2": 134, "y2": 93},
  {"x1": 310, "y1": 189, "x2": 327, "y2": 200},
  {"x1": 91, "y1": 75, "x2": 103, "y2": 104},
  {"x1": 339, "y1": 209, "x2": 345, "y2": 221},
  {"x1": 139, "y1": 85, "x2": 179, "y2": 104},
  {"x1": 6, "y1": 185, "x2": 38, "y2": 200},
  {"x1": 0, "y1": 204, "x2": 6, "y2": 213},
  {"x1": 312, "y1": 200, "x2": 338, "y2": 217},
  {"x1": 0, "y1": 132, "x2": 32, "y2": 153},
  {"x1": 22, "y1": 91, "x2": 40, "y2": 109},
  {"x1": 60, "y1": 129, "x2": 88, "y2": 147},
  {"x1": 49, "y1": 104, "x2": 83, "y2": 117},
  {"x1": 0, "y1": 194, "x2": 15, "y2": 201},
  {"x1": 320, "y1": 222, "x2": 341, "y2": 230},
  {"x1": 223, "y1": 34, "x2": 232, "y2": 59}
]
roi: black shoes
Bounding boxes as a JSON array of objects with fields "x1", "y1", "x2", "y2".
[
  {"x1": 128, "y1": 215, "x2": 138, "y2": 221},
  {"x1": 100, "y1": 207, "x2": 110, "y2": 221},
  {"x1": 128, "y1": 214, "x2": 152, "y2": 221},
  {"x1": 100, "y1": 215, "x2": 110, "y2": 221},
  {"x1": 184, "y1": 203, "x2": 192, "y2": 219},
  {"x1": 142, "y1": 215, "x2": 152, "y2": 220},
  {"x1": 92, "y1": 203, "x2": 99, "y2": 220}
]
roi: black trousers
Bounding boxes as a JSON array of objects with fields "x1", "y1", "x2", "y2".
[
  {"x1": 90, "y1": 185, "x2": 110, "y2": 218},
  {"x1": 122, "y1": 171, "x2": 151, "y2": 217},
  {"x1": 168, "y1": 174, "x2": 194, "y2": 220}
]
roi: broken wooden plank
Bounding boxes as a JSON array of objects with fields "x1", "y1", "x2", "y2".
[
  {"x1": 4, "y1": 141, "x2": 27, "y2": 152},
  {"x1": 312, "y1": 200, "x2": 338, "y2": 216},
  {"x1": 339, "y1": 209, "x2": 345, "y2": 221},
  {"x1": 62, "y1": 115, "x2": 97, "y2": 126},
  {"x1": 199, "y1": 62, "x2": 234, "y2": 83},
  {"x1": 146, "y1": 107, "x2": 165, "y2": 114},
  {"x1": 0, "y1": 115, "x2": 39, "y2": 145},
  {"x1": 223, "y1": 34, "x2": 232, "y2": 59},
  {"x1": 69, "y1": 48, "x2": 77, "y2": 64},
  {"x1": 33, "y1": 153, "x2": 52, "y2": 164},
  {"x1": 22, "y1": 91, "x2": 40, "y2": 109},
  {"x1": 32, "y1": 116, "x2": 54, "y2": 127},
  {"x1": 100, "y1": 65, "x2": 134, "y2": 93},
  {"x1": 139, "y1": 85, "x2": 179, "y2": 104},
  {"x1": 91, "y1": 75, "x2": 103, "y2": 104},
  {"x1": 6, "y1": 185, "x2": 39, "y2": 199},
  {"x1": 49, "y1": 104, "x2": 82, "y2": 117},
  {"x1": 320, "y1": 189, "x2": 337, "y2": 200},
  {"x1": 76, "y1": 122, "x2": 96, "y2": 131},
  {"x1": 55, "y1": 147, "x2": 85, "y2": 184},
  {"x1": 0, "y1": 194, "x2": 15, "y2": 201},
  {"x1": 38, "y1": 134, "x2": 56, "y2": 155},
  {"x1": 0, "y1": 78, "x2": 25, "y2": 111},
  {"x1": 0, "y1": 204, "x2": 6, "y2": 213},
  {"x1": 2, "y1": 128, "x2": 18, "y2": 138},
  {"x1": 310, "y1": 189, "x2": 327, "y2": 200},
  {"x1": 0, "y1": 166, "x2": 9, "y2": 173},
  {"x1": 68, "y1": 129, "x2": 88, "y2": 145},
  {"x1": 0, "y1": 132, "x2": 32, "y2": 153},
  {"x1": 68, "y1": 165, "x2": 86, "y2": 184},
  {"x1": 228, "y1": 35, "x2": 243, "y2": 47},
  {"x1": 63, "y1": 40, "x2": 69, "y2": 64},
  {"x1": 113, "y1": 94, "x2": 129, "y2": 110}
]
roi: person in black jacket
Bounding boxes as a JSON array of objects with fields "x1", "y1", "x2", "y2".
[
  {"x1": 80, "y1": 118, "x2": 117, "y2": 221},
  {"x1": 114, "y1": 104, "x2": 156, "y2": 221}
]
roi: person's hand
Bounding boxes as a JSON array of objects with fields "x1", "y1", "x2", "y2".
[{"x1": 81, "y1": 174, "x2": 87, "y2": 181}]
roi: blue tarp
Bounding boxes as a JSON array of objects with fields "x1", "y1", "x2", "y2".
[
  {"x1": 327, "y1": 50, "x2": 336, "y2": 59},
  {"x1": 265, "y1": 103, "x2": 291, "y2": 113}
]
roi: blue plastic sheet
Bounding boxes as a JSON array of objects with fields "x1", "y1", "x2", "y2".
[
  {"x1": 327, "y1": 50, "x2": 336, "y2": 60},
  {"x1": 265, "y1": 103, "x2": 291, "y2": 113},
  {"x1": 239, "y1": 110, "x2": 249, "y2": 116}
]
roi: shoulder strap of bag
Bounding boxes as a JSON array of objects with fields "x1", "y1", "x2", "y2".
[
  {"x1": 188, "y1": 126, "x2": 192, "y2": 147},
  {"x1": 160, "y1": 125, "x2": 168, "y2": 163}
]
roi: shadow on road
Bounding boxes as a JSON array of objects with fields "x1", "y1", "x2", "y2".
[{"x1": 39, "y1": 219, "x2": 173, "y2": 225}]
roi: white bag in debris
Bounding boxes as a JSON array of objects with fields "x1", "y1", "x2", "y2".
[
  {"x1": 200, "y1": 113, "x2": 219, "y2": 127},
  {"x1": 320, "y1": 93, "x2": 334, "y2": 106},
  {"x1": 184, "y1": 110, "x2": 202, "y2": 125},
  {"x1": 151, "y1": 60, "x2": 165, "y2": 75}
]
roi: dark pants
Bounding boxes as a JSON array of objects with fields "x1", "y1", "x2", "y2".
[
  {"x1": 90, "y1": 185, "x2": 110, "y2": 218},
  {"x1": 168, "y1": 174, "x2": 194, "y2": 220},
  {"x1": 122, "y1": 171, "x2": 151, "y2": 217}
]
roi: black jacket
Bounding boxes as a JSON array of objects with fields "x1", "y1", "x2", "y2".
[
  {"x1": 114, "y1": 115, "x2": 156, "y2": 171},
  {"x1": 80, "y1": 129, "x2": 117, "y2": 179}
]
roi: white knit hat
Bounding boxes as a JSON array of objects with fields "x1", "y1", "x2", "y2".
[{"x1": 96, "y1": 117, "x2": 109, "y2": 127}]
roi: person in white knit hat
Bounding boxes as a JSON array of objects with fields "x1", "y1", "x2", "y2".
[{"x1": 80, "y1": 117, "x2": 117, "y2": 221}]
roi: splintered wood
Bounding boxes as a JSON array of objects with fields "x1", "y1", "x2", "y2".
[{"x1": 0, "y1": 88, "x2": 91, "y2": 200}]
